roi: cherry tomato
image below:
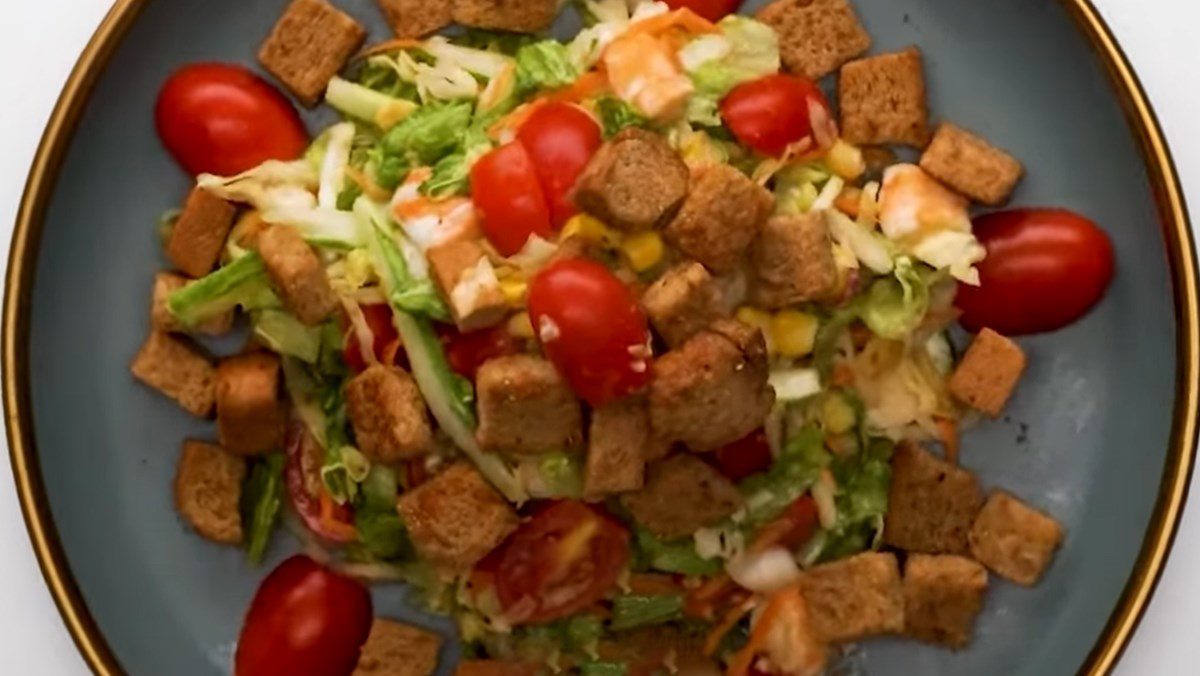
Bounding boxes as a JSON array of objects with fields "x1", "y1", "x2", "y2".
[
  {"x1": 720, "y1": 74, "x2": 830, "y2": 157},
  {"x1": 284, "y1": 423, "x2": 357, "y2": 544},
  {"x1": 527, "y1": 258, "x2": 652, "y2": 406},
  {"x1": 342, "y1": 304, "x2": 400, "y2": 373},
  {"x1": 492, "y1": 501, "x2": 631, "y2": 625},
  {"x1": 956, "y1": 208, "x2": 1116, "y2": 335},
  {"x1": 235, "y1": 555, "x2": 372, "y2": 676},
  {"x1": 471, "y1": 142, "x2": 554, "y2": 256},
  {"x1": 713, "y1": 429, "x2": 773, "y2": 482},
  {"x1": 156, "y1": 63, "x2": 308, "y2": 176},
  {"x1": 440, "y1": 325, "x2": 520, "y2": 380},
  {"x1": 516, "y1": 102, "x2": 602, "y2": 228},
  {"x1": 663, "y1": 0, "x2": 743, "y2": 21}
]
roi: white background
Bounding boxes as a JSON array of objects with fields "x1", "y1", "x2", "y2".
[{"x1": 0, "y1": 1, "x2": 1197, "y2": 674}]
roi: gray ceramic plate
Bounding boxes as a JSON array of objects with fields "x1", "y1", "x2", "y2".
[{"x1": 4, "y1": 0, "x2": 1197, "y2": 674}]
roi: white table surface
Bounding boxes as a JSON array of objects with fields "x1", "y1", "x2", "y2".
[{"x1": 1, "y1": 1, "x2": 1198, "y2": 673}]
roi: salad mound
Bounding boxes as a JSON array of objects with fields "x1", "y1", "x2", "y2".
[{"x1": 135, "y1": 1, "x2": 1109, "y2": 674}]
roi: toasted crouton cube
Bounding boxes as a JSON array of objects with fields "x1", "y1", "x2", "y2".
[
  {"x1": 749, "y1": 213, "x2": 838, "y2": 309},
  {"x1": 377, "y1": 0, "x2": 452, "y2": 38},
  {"x1": 798, "y1": 552, "x2": 905, "y2": 643},
  {"x1": 173, "y1": 440, "x2": 246, "y2": 545},
  {"x1": 969, "y1": 491, "x2": 1064, "y2": 586},
  {"x1": 152, "y1": 272, "x2": 234, "y2": 336},
  {"x1": 919, "y1": 124, "x2": 1024, "y2": 206},
  {"x1": 573, "y1": 129, "x2": 691, "y2": 232},
  {"x1": 903, "y1": 554, "x2": 988, "y2": 648},
  {"x1": 584, "y1": 397, "x2": 649, "y2": 497},
  {"x1": 452, "y1": 0, "x2": 558, "y2": 33},
  {"x1": 258, "y1": 0, "x2": 367, "y2": 107},
  {"x1": 883, "y1": 443, "x2": 983, "y2": 555},
  {"x1": 454, "y1": 662, "x2": 541, "y2": 676},
  {"x1": 620, "y1": 455, "x2": 742, "y2": 539},
  {"x1": 476, "y1": 355, "x2": 584, "y2": 455},
  {"x1": 665, "y1": 164, "x2": 774, "y2": 273},
  {"x1": 649, "y1": 320, "x2": 775, "y2": 452},
  {"x1": 757, "y1": 0, "x2": 871, "y2": 79},
  {"x1": 167, "y1": 187, "x2": 237, "y2": 279},
  {"x1": 641, "y1": 262, "x2": 726, "y2": 348},
  {"x1": 216, "y1": 353, "x2": 285, "y2": 455},
  {"x1": 352, "y1": 618, "x2": 442, "y2": 676},
  {"x1": 397, "y1": 462, "x2": 519, "y2": 574},
  {"x1": 346, "y1": 364, "x2": 434, "y2": 462},
  {"x1": 948, "y1": 328, "x2": 1027, "y2": 417},
  {"x1": 131, "y1": 331, "x2": 216, "y2": 417},
  {"x1": 839, "y1": 48, "x2": 930, "y2": 148},
  {"x1": 426, "y1": 239, "x2": 508, "y2": 332},
  {"x1": 257, "y1": 224, "x2": 339, "y2": 326}
]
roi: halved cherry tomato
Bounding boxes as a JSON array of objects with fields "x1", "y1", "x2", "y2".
[
  {"x1": 284, "y1": 423, "x2": 357, "y2": 543},
  {"x1": 527, "y1": 258, "x2": 652, "y2": 406},
  {"x1": 663, "y1": 0, "x2": 743, "y2": 22},
  {"x1": 713, "y1": 429, "x2": 773, "y2": 482},
  {"x1": 956, "y1": 208, "x2": 1116, "y2": 335},
  {"x1": 342, "y1": 304, "x2": 400, "y2": 373},
  {"x1": 492, "y1": 501, "x2": 631, "y2": 625},
  {"x1": 515, "y1": 102, "x2": 602, "y2": 228},
  {"x1": 758, "y1": 496, "x2": 820, "y2": 552},
  {"x1": 440, "y1": 325, "x2": 520, "y2": 380},
  {"x1": 471, "y1": 142, "x2": 554, "y2": 256},
  {"x1": 235, "y1": 555, "x2": 372, "y2": 676},
  {"x1": 720, "y1": 74, "x2": 830, "y2": 157},
  {"x1": 156, "y1": 63, "x2": 308, "y2": 176}
]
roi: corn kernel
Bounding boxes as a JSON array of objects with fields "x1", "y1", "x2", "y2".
[
  {"x1": 821, "y1": 393, "x2": 857, "y2": 435},
  {"x1": 620, "y1": 231, "x2": 665, "y2": 272},
  {"x1": 825, "y1": 139, "x2": 866, "y2": 181},
  {"x1": 735, "y1": 306, "x2": 775, "y2": 353},
  {"x1": 499, "y1": 278, "x2": 528, "y2": 305},
  {"x1": 506, "y1": 312, "x2": 535, "y2": 339},
  {"x1": 771, "y1": 310, "x2": 819, "y2": 358},
  {"x1": 562, "y1": 214, "x2": 620, "y2": 247}
]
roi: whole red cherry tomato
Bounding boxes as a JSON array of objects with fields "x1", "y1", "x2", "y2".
[
  {"x1": 956, "y1": 208, "x2": 1116, "y2": 335},
  {"x1": 235, "y1": 555, "x2": 372, "y2": 676},
  {"x1": 720, "y1": 74, "x2": 830, "y2": 157},
  {"x1": 527, "y1": 258, "x2": 652, "y2": 406},
  {"x1": 492, "y1": 501, "x2": 630, "y2": 625},
  {"x1": 663, "y1": 0, "x2": 743, "y2": 22},
  {"x1": 342, "y1": 304, "x2": 400, "y2": 374},
  {"x1": 441, "y1": 325, "x2": 520, "y2": 380},
  {"x1": 156, "y1": 63, "x2": 308, "y2": 176},
  {"x1": 471, "y1": 142, "x2": 554, "y2": 256},
  {"x1": 713, "y1": 429, "x2": 773, "y2": 482},
  {"x1": 284, "y1": 424, "x2": 357, "y2": 544},
  {"x1": 516, "y1": 102, "x2": 602, "y2": 228}
]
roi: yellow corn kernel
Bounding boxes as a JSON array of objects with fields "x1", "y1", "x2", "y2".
[
  {"x1": 620, "y1": 231, "x2": 665, "y2": 272},
  {"x1": 825, "y1": 139, "x2": 866, "y2": 181},
  {"x1": 562, "y1": 214, "x2": 620, "y2": 247},
  {"x1": 506, "y1": 312, "x2": 535, "y2": 339},
  {"x1": 499, "y1": 277, "x2": 528, "y2": 305},
  {"x1": 771, "y1": 310, "x2": 819, "y2": 358},
  {"x1": 735, "y1": 306, "x2": 775, "y2": 353},
  {"x1": 821, "y1": 393, "x2": 857, "y2": 435}
]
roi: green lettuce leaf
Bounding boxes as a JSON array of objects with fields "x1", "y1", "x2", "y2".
[
  {"x1": 595, "y1": 97, "x2": 648, "y2": 138},
  {"x1": 609, "y1": 595, "x2": 684, "y2": 631},
  {"x1": 241, "y1": 453, "x2": 285, "y2": 565},
  {"x1": 167, "y1": 253, "x2": 280, "y2": 328},
  {"x1": 683, "y1": 16, "x2": 780, "y2": 125},
  {"x1": 515, "y1": 40, "x2": 579, "y2": 94},
  {"x1": 252, "y1": 310, "x2": 326, "y2": 364},
  {"x1": 739, "y1": 426, "x2": 830, "y2": 530},
  {"x1": 859, "y1": 257, "x2": 931, "y2": 340},
  {"x1": 420, "y1": 125, "x2": 493, "y2": 199},
  {"x1": 382, "y1": 101, "x2": 474, "y2": 166},
  {"x1": 353, "y1": 466, "x2": 414, "y2": 561},
  {"x1": 633, "y1": 526, "x2": 723, "y2": 576}
]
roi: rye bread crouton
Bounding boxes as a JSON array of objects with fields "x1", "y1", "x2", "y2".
[
  {"x1": 377, "y1": 0, "x2": 452, "y2": 38},
  {"x1": 883, "y1": 443, "x2": 983, "y2": 555},
  {"x1": 798, "y1": 551, "x2": 905, "y2": 643},
  {"x1": 584, "y1": 397, "x2": 649, "y2": 497},
  {"x1": 919, "y1": 124, "x2": 1024, "y2": 206},
  {"x1": 649, "y1": 319, "x2": 775, "y2": 452},
  {"x1": 749, "y1": 212, "x2": 838, "y2": 309},
  {"x1": 664, "y1": 163, "x2": 774, "y2": 273},
  {"x1": 839, "y1": 48, "x2": 930, "y2": 148},
  {"x1": 131, "y1": 331, "x2": 216, "y2": 417},
  {"x1": 903, "y1": 554, "x2": 988, "y2": 649},
  {"x1": 572, "y1": 128, "x2": 690, "y2": 232},
  {"x1": 948, "y1": 328, "x2": 1027, "y2": 417},
  {"x1": 620, "y1": 454, "x2": 742, "y2": 539},
  {"x1": 167, "y1": 187, "x2": 237, "y2": 279},
  {"x1": 151, "y1": 272, "x2": 234, "y2": 336},
  {"x1": 352, "y1": 618, "x2": 442, "y2": 676},
  {"x1": 258, "y1": 0, "x2": 367, "y2": 107},
  {"x1": 969, "y1": 491, "x2": 1064, "y2": 586},
  {"x1": 476, "y1": 355, "x2": 584, "y2": 455},
  {"x1": 426, "y1": 239, "x2": 508, "y2": 332},
  {"x1": 397, "y1": 462, "x2": 519, "y2": 574},
  {"x1": 757, "y1": 0, "x2": 871, "y2": 79},
  {"x1": 173, "y1": 440, "x2": 246, "y2": 545},
  {"x1": 345, "y1": 364, "x2": 434, "y2": 462},
  {"x1": 640, "y1": 262, "x2": 726, "y2": 348},
  {"x1": 257, "y1": 224, "x2": 339, "y2": 326},
  {"x1": 452, "y1": 0, "x2": 559, "y2": 33},
  {"x1": 216, "y1": 353, "x2": 286, "y2": 456}
]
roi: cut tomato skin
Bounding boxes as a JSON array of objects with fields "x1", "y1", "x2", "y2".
[
  {"x1": 440, "y1": 325, "x2": 520, "y2": 380},
  {"x1": 663, "y1": 0, "x2": 744, "y2": 21},
  {"x1": 515, "y1": 102, "x2": 602, "y2": 228},
  {"x1": 720, "y1": 74, "x2": 830, "y2": 157},
  {"x1": 284, "y1": 423, "x2": 357, "y2": 544},
  {"x1": 713, "y1": 429, "x2": 773, "y2": 482},
  {"x1": 471, "y1": 142, "x2": 555, "y2": 256}
]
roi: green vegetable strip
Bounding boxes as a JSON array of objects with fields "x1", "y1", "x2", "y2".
[
  {"x1": 579, "y1": 662, "x2": 628, "y2": 676},
  {"x1": 241, "y1": 453, "x2": 285, "y2": 565},
  {"x1": 166, "y1": 253, "x2": 279, "y2": 327},
  {"x1": 634, "y1": 527, "x2": 722, "y2": 576},
  {"x1": 325, "y1": 76, "x2": 417, "y2": 129},
  {"x1": 514, "y1": 40, "x2": 579, "y2": 94},
  {"x1": 252, "y1": 310, "x2": 324, "y2": 364},
  {"x1": 609, "y1": 595, "x2": 685, "y2": 631}
]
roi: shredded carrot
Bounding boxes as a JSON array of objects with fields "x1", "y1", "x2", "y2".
[
  {"x1": 704, "y1": 598, "x2": 755, "y2": 657},
  {"x1": 936, "y1": 416, "x2": 961, "y2": 465},
  {"x1": 487, "y1": 100, "x2": 548, "y2": 141},
  {"x1": 726, "y1": 587, "x2": 796, "y2": 676},
  {"x1": 835, "y1": 186, "x2": 863, "y2": 218},
  {"x1": 358, "y1": 37, "x2": 425, "y2": 59},
  {"x1": 318, "y1": 492, "x2": 359, "y2": 542},
  {"x1": 543, "y1": 70, "x2": 611, "y2": 104}
]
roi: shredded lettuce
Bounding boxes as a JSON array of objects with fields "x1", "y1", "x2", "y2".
[
  {"x1": 859, "y1": 257, "x2": 931, "y2": 340},
  {"x1": 683, "y1": 16, "x2": 780, "y2": 125},
  {"x1": 523, "y1": 453, "x2": 585, "y2": 499},
  {"x1": 609, "y1": 595, "x2": 684, "y2": 631},
  {"x1": 633, "y1": 527, "x2": 723, "y2": 576},
  {"x1": 826, "y1": 209, "x2": 895, "y2": 275},
  {"x1": 241, "y1": 453, "x2": 285, "y2": 565},
  {"x1": 326, "y1": 77, "x2": 418, "y2": 130},
  {"x1": 579, "y1": 663, "x2": 628, "y2": 676},
  {"x1": 167, "y1": 253, "x2": 280, "y2": 327},
  {"x1": 515, "y1": 40, "x2": 580, "y2": 94},
  {"x1": 774, "y1": 163, "x2": 832, "y2": 215},
  {"x1": 357, "y1": 199, "x2": 450, "y2": 321},
  {"x1": 739, "y1": 426, "x2": 830, "y2": 530},
  {"x1": 425, "y1": 36, "x2": 515, "y2": 79},
  {"x1": 352, "y1": 466, "x2": 414, "y2": 561},
  {"x1": 279, "y1": 355, "x2": 366, "y2": 504},
  {"x1": 252, "y1": 311, "x2": 326, "y2": 364},
  {"x1": 595, "y1": 97, "x2": 649, "y2": 138},
  {"x1": 812, "y1": 437, "x2": 893, "y2": 563},
  {"x1": 421, "y1": 125, "x2": 493, "y2": 199},
  {"x1": 382, "y1": 101, "x2": 475, "y2": 166}
]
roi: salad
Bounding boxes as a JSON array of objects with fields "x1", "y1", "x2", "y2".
[{"x1": 133, "y1": 0, "x2": 1117, "y2": 675}]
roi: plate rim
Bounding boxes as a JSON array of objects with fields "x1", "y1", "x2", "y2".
[{"x1": 3, "y1": 1, "x2": 1196, "y2": 674}]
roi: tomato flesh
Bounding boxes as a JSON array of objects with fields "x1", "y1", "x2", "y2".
[
  {"x1": 720, "y1": 74, "x2": 829, "y2": 157},
  {"x1": 527, "y1": 258, "x2": 652, "y2": 406},
  {"x1": 516, "y1": 102, "x2": 602, "y2": 228},
  {"x1": 713, "y1": 429, "x2": 773, "y2": 482},
  {"x1": 284, "y1": 423, "x2": 357, "y2": 543},
  {"x1": 342, "y1": 303, "x2": 400, "y2": 374},
  {"x1": 156, "y1": 63, "x2": 308, "y2": 176},
  {"x1": 663, "y1": 0, "x2": 743, "y2": 21},
  {"x1": 441, "y1": 325, "x2": 520, "y2": 380},
  {"x1": 471, "y1": 142, "x2": 555, "y2": 256},
  {"x1": 492, "y1": 501, "x2": 631, "y2": 625},
  {"x1": 235, "y1": 555, "x2": 373, "y2": 676},
  {"x1": 956, "y1": 208, "x2": 1115, "y2": 335}
]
